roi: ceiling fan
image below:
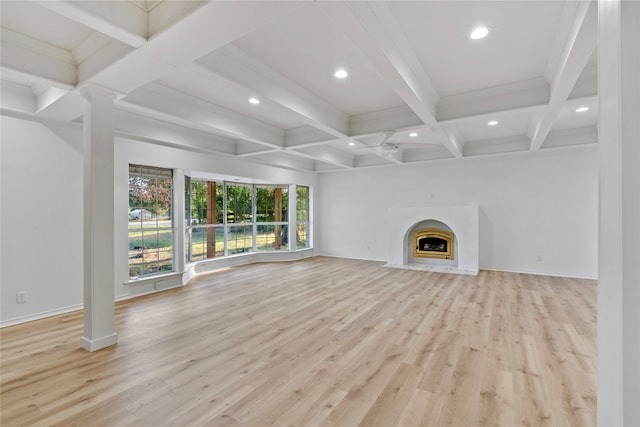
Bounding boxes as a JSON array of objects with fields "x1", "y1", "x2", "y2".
[{"x1": 357, "y1": 130, "x2": 426, "y2": 153}]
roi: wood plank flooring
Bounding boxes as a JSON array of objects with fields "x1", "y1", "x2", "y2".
[{"x1": 1, "y1": 257, "x2": 597, "y2": 426}]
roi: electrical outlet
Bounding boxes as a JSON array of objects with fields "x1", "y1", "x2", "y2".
[
  {"x1": 16, "y1": 292, "x2": 27, "y2": 304},
  {"x1": 537, "y1": 255, "x2": 543, "y2": 262}
]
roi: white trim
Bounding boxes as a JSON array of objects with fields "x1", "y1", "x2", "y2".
[
  {"x1": 80, "y1": 333, "x2": 118, "y2": 352},
  {"x1": 193, "y1": 248, "x2": 314, "y2": 274},
  {"x1": 116, "y1": 282, "x2": 184, "y2": 301},
  {"x1": 0, "y1": 304, "x2": 83, "y2": 328},
  {"x1": 126, "y1": 271, "x2": 183, "y2": 286},
  {"x1": 481, "y1": 267, "x2": 597, "y2": 281},
  {"x1": 385, "y1": 263, "x2": 476, "y2": 276}
]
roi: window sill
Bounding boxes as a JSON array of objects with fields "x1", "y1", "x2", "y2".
[{"x1": 127, "y1": 271, "x2": 182, "y2": 286}]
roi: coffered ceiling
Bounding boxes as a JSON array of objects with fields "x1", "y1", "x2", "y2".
[{"x1": 0, "y1": 0, "x2": 598, "y2": 172}]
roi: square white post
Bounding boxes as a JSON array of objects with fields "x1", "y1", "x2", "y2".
[
  {"x1": 598, "y1": 0, "x2": 640, "y2": 424},
  {"x1": 80, "y1": 85, "x2": 117, "y2": 352}
]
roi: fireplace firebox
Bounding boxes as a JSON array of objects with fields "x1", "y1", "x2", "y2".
[{"x1": 413, "y1": 228, "x2": 454, "y2": 259}]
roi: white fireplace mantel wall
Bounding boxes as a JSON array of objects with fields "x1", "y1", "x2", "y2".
[{"x1": 386, "y1": 206, "x2": 479, "y2": 275}]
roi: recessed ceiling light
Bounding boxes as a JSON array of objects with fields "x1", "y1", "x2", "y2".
[
  {"x1": 409, "y1": 132, "x2": 418, "y2": 137},
  {"x1": 470, "y1": 27, "x2": 489, "y2": 40},
  {"x1": 334, "y1": 69, "x2": 348, "y2": 79},
  {"x1": 348, "y1": 141, "x2": 356, "y2": 146},
  {"x1": 575, "y1": 106, "x2": 589, "y2": 113},
  {"x1": 248, "y1": 97, "x2": 260, "y2": 104},
  {"x1": 487, "y1": 120, "x2": 499, "y2": 126}
]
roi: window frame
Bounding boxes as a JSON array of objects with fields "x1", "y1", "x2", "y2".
[
  {"x1": 128, "y1": 165, "x2": 175, "y2": 278},
  {"x1": 184, "y1": 179, "x2": 304, "y2": 263}
]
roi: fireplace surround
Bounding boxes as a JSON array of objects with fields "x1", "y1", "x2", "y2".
[{"x1": 386, "y1": 205, "x2": 479, "y2": 275}]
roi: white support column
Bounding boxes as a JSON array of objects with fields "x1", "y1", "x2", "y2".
[
  {"x1": 598, "y1": 0, "x2": 640, "y2": 425},
  {"x1": 80, "y1": 85, "x2": 117, "y2": 352}
]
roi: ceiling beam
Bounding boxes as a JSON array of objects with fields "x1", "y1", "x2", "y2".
[
  {"x1": 115, "y1": 109, "x2": 237, "y2": 155},
  {"x1": 119, "y1": 84, "x2": 284, "y2": 149},
  {"x1": 235, "y1": 141, "x2": 282, "y2": 158},
  {"x1": 1, "y1": 29, "x2": 77, "y2": 87},
  {"x1": 349, "y1": 105, "x2": 422, "y2": 136},
  {"x1": 321, "y1": 1, "x2": 439, "y2": 128},
  {"x1": 287, "y1": 146, "x2": 354, "y2": 169},
  {"x1": 250, "y1": 152, "x2": 315, "y2": 172},
  {"x1": 284, "y1": 126, "x2": 340, "y2": 149},
  {"x1": 321, "y1": 2, "x2": 465, "y2": 159},
  {"x1": 195, "y1": 46, "x2": 350, "y2": 139},
  {"x1": 529, "y1": 0, "x2": 597, "y2": 151},
  {"x1": 36, "y1": 1, "x2": 147, "y2": 48},
  {"x1": 437, "y1": 78, "x2": 550, "y2": 122},
  {"x1": 85, "y1": 1, "x2": 304, "y2": 94}
]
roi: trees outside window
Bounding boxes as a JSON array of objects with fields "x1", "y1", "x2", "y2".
[
  {"x1": 128, "y1": 165, "x2": 173, "y2": 277},
  {"x1": 296, "y1": 186, "x2": 310, "y2": 249},
  {"x1": 256, "y1": 185, "x2": 288, "y2": 251},
  {"x1": 184, "y1": 180, "x2": 302, "y2": 262},
  {"x1": 185, "y1": 179, "x2": 223, "y2": 261}
]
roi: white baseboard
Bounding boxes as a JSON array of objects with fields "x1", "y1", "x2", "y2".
[
  {"x1": 1, "y1": 304, "x2": 83, "y2": 328},
  {"x1": 481, "y1": 267, "x2": 598, "y2": 280},
  {"x1": 316, "y1": 252, "x2": 597, "y2": 280},
  {"x1": 385, "y1": 263, "x2": 478, "y2": 276},
  {"x1": 80, "y1": 333, "x2": 118, "y2": 352}
]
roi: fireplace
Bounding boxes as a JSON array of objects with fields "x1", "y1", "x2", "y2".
[
  {"x1": 413, "y1": 228, "x2": 454, "y2": 259},
  {"x1": 386, "y1": 206, "x2": 479, "y2": 275}
]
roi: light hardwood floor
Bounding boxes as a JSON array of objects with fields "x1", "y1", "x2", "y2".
[{"x1": 1, "y1": 257, "x2": 597, "y2": 426}]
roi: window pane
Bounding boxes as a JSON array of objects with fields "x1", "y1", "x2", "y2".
[
  {"x1": 158, "y1": 249, "x2": 173, "y2": 272},
  {"x1": 191, "y1": 226, "x2": 223, "y2": 260},
  {"x1": 256, "y1": 185, "x2": 288, "y2": 223},
  {"x1": 296, "y1": 186, "x2": 310, "y2": 249},
  {"x1": 128, "y1": 165, "x2": 174, "y2": 277},
  {"x1": 256, "y1": 224, "x2": 288, "y2": 251},
  {"x1": 297, "y1": 223, "x2": 308, "y2": 249},
  {"x1": 226, "y1": 184, "x2": 252, "y2": 223},
  {"x1": 143, "y1": 248, "x2": 159, "y2": 275},
  {"x1": 190, "y1": 181, "x2": 207, "y2": 225},
  {"x1": 296, "y1": 186, "x2": 309, "y2": 223},
  {"x1": 227, "y1": 225, "x2": 253, "y2": 254},
  {"x1": 128, "y1": 231, "x2": 144, "y2": 278}
]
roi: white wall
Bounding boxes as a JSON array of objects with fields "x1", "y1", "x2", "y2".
[
  {"x1": 1, "y1": 116, "x2": 84, "y2": 323},
  {"x1": 1, "y1": 115, "x2": 317, "y2": 325},
  {"x1": 317, "y1": 146, "x2": 598, "y2": 278}
]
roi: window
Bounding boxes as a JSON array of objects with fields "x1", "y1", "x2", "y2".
[
  {"x1": 185, "y1": 178, "x2": 223, "y2": 262},
  {"x1": 296, "y1": 186, "x2": 310, "y2": 249},
  {"x1": 256, "y1": 185, "x2": 288, "y2": 251},
  {"x1": 184, "y1": 178, "x2": 309, "y2": 262},
  {"x1": 128, "y1": 165, "x2": 173, "y2": 277},
  {"x1": 226, "y1": 183, "x2": 253, "y2": 254}
]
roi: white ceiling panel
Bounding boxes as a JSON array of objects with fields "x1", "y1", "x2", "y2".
[
  {"x1": 156, "y1": 66, "x2": 305, "y2": 130},
  {"x1": 552, "y1": 97, "x2": 598, "y2": 131},
  {"x1": 390, "y1": 1, "x2": 565, "y2": 97},
  {"x1": 232, "y1": 3, "x2": 405, "y2": 116},
  {"x1": 1, "y1": 1, "x2": 93, "y2": 52},
  {"x1": 455, "y1": 108, "x2": 538, "y2": 142}
]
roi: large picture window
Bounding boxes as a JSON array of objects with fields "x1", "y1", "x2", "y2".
[
  {"x1": 184, "y1": 179, "x2": 304, "y2": 262},
  {"x1": 128, "y1": 165, "x2": 173, "y2": 277}
]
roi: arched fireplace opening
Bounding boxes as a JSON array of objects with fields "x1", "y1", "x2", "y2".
[{"x1": 404, "y1": 219, "x2": 458, "y2": 268}]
